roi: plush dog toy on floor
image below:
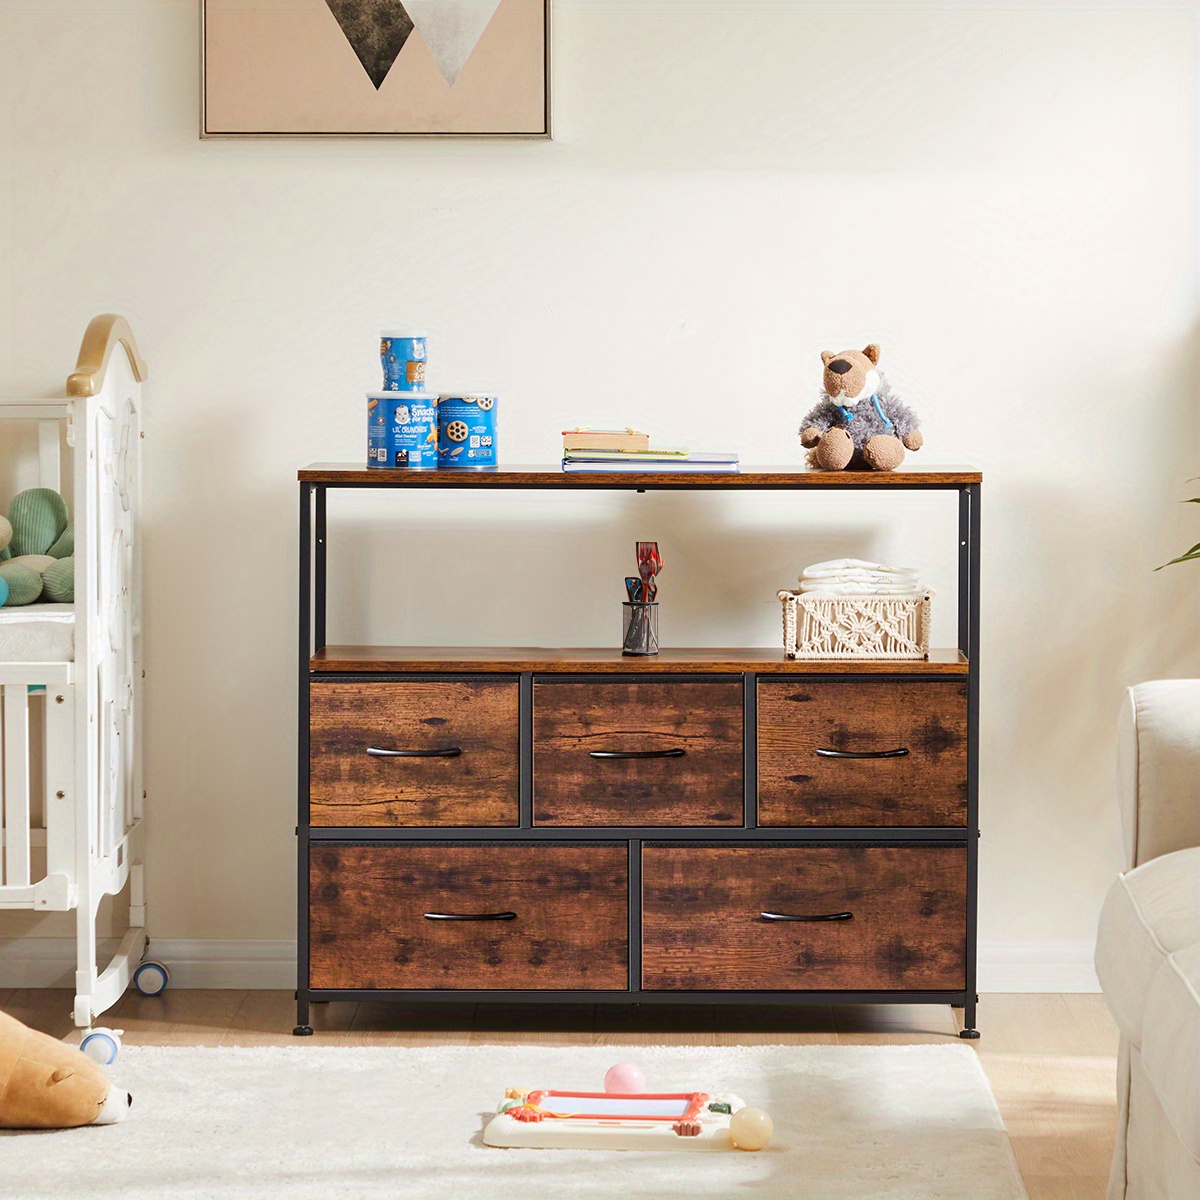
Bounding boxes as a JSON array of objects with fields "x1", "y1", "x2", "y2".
[
  {"x1": 0, "y1": 1008, "x2": 130, "y2": 1128},
  {"x1": 800, "y1": 344, "x2": 923, "y2": 471}
]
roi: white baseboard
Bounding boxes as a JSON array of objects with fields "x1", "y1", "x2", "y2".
[
  {"x1": 977, "y1": 941, "x2": 1100, "y2": 993},
  {"x1": 0, "y1": 939, "x2": 296, "y2": 989},
  {"x1": 0, "y1": 938, "x2": 1100, "y2": 993},
  {"x1": 144, "y1": 940, "x2": 298, "y2": 989}
]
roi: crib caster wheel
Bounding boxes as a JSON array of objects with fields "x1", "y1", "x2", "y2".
[
  {"x1": 81, "y1": 1028, "x2": 123, "y2": 1065},
  {"x1": 134, "y1": 960, "x2": 170, "y2": 997}
]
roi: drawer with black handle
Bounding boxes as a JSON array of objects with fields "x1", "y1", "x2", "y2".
[
  {"x1": 757, "y1": 680, "x2": 968, "y2": 827},
  {"x1": 308, "y1": 842, "x2": 628, "y2": 990},
  {"x1": 309, "y1": 679, "x2": 519, "y2": 827},
  {"x1": 532, "y1": 679, "x2": 743, "y2": 826},
  {"x1": 640, "y1": 843, "x2": 967, "y2": 992}
]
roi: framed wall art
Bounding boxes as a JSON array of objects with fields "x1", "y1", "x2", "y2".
[{"x1": 201, "y1": 1, "x2": 550, "y2": 137}]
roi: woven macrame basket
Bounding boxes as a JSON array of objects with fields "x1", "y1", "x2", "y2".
[{"x1": 778, "y1": 590, "x2": 933, "y2": 660}]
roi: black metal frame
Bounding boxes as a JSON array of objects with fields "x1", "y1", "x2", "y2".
[{"x1": 296, "y1": 475, "x2": 981, "y2": 1038}]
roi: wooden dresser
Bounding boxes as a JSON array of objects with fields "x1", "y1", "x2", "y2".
[{"x1": 296, "y1": 465, "x2": 982, "y2": 1037}]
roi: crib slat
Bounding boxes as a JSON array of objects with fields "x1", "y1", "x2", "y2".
[
  {"x1": 2, "y1": 686, "x2": 32, "y2": 887},
  {"x1": 44, "y1": 685, "x2": 74, "y2": 881}
]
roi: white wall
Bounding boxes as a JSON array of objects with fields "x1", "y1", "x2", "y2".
[{"x1": 1, "y1": 0, "x2": 1198, "y2": 989}]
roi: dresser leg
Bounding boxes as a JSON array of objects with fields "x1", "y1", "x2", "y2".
[
  {"x1": 294, "y1": 995, "x2": 313, "y2": 1036},
  {"x1": 958, "y1": 996, "x2": 980, "y2": 1039}
]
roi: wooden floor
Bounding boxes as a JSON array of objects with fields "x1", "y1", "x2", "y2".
[{"x1": 4, "y1": 989, "x2": 1118, "y2": 1200}]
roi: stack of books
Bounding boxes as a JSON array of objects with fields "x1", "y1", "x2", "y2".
[{"x1": 561, "y1": 428, "x2": 739, "y2": 473}]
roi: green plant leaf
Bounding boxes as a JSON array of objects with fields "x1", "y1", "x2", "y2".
[
  {"x1": 1156, "y1": 544, "x2": 1200, "y2": 570},
  {"x1": 1159, "y1": 475, "x2": 1200, "y2": 568}
]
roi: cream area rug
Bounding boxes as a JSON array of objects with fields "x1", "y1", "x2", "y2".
[{"x1": 2, "y1": 1044, "x2": 1027, "y2": 1200}]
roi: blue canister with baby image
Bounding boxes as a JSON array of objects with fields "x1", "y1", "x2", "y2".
[
  {"x1": 380, "y1": 331, "x2": 428, "y2": 392},
  {"x1": 367, "y1": 392, "x2": 438, "y2": 470},
  {"x1": 437, "y1": 394, "x2": 498, "y2": 470}
]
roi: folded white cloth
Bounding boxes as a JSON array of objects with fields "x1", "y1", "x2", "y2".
[
  {"x1": 799, "y1": 581, "x2": 924, "y2": 597},
  {"x1": 806, "y1": 573, "x2": 916, "y2": 588},
  {"x1": 798, "y1": 557, "x2": 924, "y2": 597},
  {"x1": 802, "y1": 558, "x2": 919, "y2": 581}
]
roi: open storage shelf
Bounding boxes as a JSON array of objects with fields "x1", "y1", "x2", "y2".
[
  {"x1": 300, "y1": 463, "x2": 982, "y2": 488},
  {"x1": 312, "y1": 646, "x2": 970, "y2": 674}
]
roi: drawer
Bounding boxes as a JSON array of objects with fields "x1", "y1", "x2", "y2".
[
  {"x1": 533, "y1": 680, "x2": 743, "y2": 826},
  {"x1": 757, "y1": 680, "x2": 968, "y2": 827},
  {"x1": 309, "y1": 843, "x2": 628, "y2": 990},
  {"x1": 309, "y1": 679, "x2": 519, "y2": 827},
  {"x1": 641, "y1": 844, "x2": 966, "y2": 991}
]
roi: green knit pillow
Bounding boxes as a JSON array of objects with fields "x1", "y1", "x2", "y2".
[
  {"x1": 0, "y1": 562, "x2": 43, "y2": 606},
  {"x1": 48, "y1": 524, "x2": 74, "y2": 560},
  {"x1": 9, "y1": 553, "x2": 55, "y2": 574},
  {"x1": 41, "y1": 556, "x2": 74, "y2": 603},
  {"x1": 8, "y1": 489, "x2": 68, "y2": 558}
]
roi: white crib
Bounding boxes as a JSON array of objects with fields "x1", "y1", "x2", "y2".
[{"x1": 0, "y1": 314, "x2": 162, "y2": 1039}]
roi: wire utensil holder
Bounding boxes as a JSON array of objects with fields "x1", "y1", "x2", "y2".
[{"x1": 622, "y1": 601, "x2": 660, "y2": 656}]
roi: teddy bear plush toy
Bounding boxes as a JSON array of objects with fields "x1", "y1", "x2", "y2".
[
  {"x1": 0, "y1": 488, "x2": 74, "y2": 607},
  {"x1": 0, "y1": 1007, "x2": 130, "y2": 1128},
  {"x1": 799, "y1": 344, "x2": 923, "y2": 471}
]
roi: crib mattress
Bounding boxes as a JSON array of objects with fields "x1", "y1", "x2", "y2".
[{"x1": 0, "y1": 604, "x2": 75, "y2": 662}]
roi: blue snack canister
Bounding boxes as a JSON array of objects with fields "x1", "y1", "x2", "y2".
[
  {"x1": 380, "y1": 330, "x2": 428, "y2": 392},
  {"x1": 438, "y1": 393, "x2": 498, "y2": 470},
  {"x1": 367, "y1": 392, "x2": 438, "y2": 470}
]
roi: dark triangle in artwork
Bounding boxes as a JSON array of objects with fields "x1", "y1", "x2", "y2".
[{"x1": 325, "y1": 0, "x2": 414, "y2": 89}]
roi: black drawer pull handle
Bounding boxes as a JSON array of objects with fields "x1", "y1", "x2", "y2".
[
  {"x1": 815, "y1": 747, "x2": 909, "y2": 760},
  {"x1": 366, "y1": 746, "x2": 463, "y2": 758},
  {"x1": 760, "y1": 911, "x2": 853, "y2": 923},
  {"x1": 588, "y1": 748, "x2": 686, "y2": 760},
  {"x1": 423, "y1": 911, "x2": 517, "y2": 922}
]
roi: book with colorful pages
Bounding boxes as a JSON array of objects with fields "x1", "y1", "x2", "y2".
[
  {"x1": 562, "y1": 448, "x2": 690, "y2": 462},
  {"x1": 561, "y1": 428, "x2": 650, "y2": 452},
  {"x1": 562, "y1": 455, "x2": 739, "y2": 473}
]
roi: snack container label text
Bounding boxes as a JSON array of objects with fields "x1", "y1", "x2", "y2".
[
  {"x1": 380, "y1": 335, "x2": 428, "y2": 393},
  {"x1": 368, "y1": 393, "x2": 438, "y2": 470},
  {"x1": 438, "y1": 395, "x2": 498, "y2": 470}
]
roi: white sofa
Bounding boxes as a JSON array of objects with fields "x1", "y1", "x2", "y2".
[{"x1": 1095, "y1": 680, "x2": 1200, "y2": 1200}]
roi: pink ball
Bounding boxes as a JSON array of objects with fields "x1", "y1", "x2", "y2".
[{"x1": 604, "y1": 1062, "x2": 646, "y2": 1094}]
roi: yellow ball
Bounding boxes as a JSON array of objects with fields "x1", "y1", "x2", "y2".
[{"x1": 729, "y1": 1106, "x2": 773, "y2": 1151}]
